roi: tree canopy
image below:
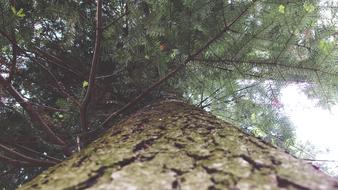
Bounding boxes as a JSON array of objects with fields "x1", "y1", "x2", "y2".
[{"x1": 1, "y1": 0, "x2": 338, "y2": 189}]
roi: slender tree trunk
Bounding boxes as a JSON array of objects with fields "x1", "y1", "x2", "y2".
[{"x1": 19, "y1": 100, "x2": 338, "y2": 190}]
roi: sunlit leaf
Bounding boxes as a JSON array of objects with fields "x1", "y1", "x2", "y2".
[
  {"x1": 16, "y1": 8, "x2": 25, "y2": 18},
  {"x1": 250, "y1": 113, "x2": 257, "y2": 122},
  {"x1": 252, "y1": 128, "x2": 267, "y2": 137},
  {"x1": 303, "y1": 2, "x2": 315, "y2": 13},
  {"x1": 82, "y1": 81, "x2": 89, "y2": 88},
  {"x1": 10, "y1": 6, "x2": 16, "y2": 14},
  {"x1": 278, "y1": 4, "x2": 285, "y2": 14},
  {"x1": 319, "y1": 39, "x2": 334, "y2": 55}
]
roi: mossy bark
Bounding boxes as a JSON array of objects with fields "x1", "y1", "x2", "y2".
[{"x1": 20, "y1": 100, "x2": 338, "y2": 190}]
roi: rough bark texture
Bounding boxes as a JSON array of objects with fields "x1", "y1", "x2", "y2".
[{"x1": 19, "y1": 100, "x2": 338, "y2": 190}]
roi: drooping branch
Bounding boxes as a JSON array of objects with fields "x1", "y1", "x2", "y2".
[
  {"x1": 100, "y1": 0, "x2": 257, "y2": 127},
  {"x1": 12, "y1": 143, "x2": 62, "y2": 163},
  {"x1": 194, "y1": 58, "x2": 338, "y2": 77},
  {"x1": 30, "y1": 47, "x2": 83, "y2": 79},
  {"x1": 80, "y1": 0, "x2": 103, "y2": 131},
  {"x1": 0, "y1": 144, "x2": 57, "y2": 166},
  {"x1": 103, "y1": 11, "x2": 129, "y2": 31},
  {"x1": 0, "y1": 75, "x2": 65, "y2": 145},
  {"x1": 0, "y1": 29, "x2": 80, "y2": 106},
  {"x1": 0, "y1": 154, "x2": 51, "y2": 167},
  {"x1": 31, "y1": 102, "x2": 68, "y2": 113}
]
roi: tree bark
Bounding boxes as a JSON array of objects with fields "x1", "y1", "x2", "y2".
[{"x1": 19, "y1": 100, "x2": 338, "y2": 190}]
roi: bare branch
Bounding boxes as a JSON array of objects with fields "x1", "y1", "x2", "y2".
[
  {"x1": 80, "y1": 0, "x2": 103, "y2": 131},
  {"x1": 0, "y1": 75, "x2": 66, "y2": 145},
  {"x1": 0, "y1": 154, "x2": 51, "y2": 167},
  {"x1": 0, "y1": 144, "x2": 57, "y2": 166},
  {"x1": 0, "y1": 29, "x2": 80, "y2": 106},
  {"x1": 13, "y1": 144, "x2": 62, "y2": 163}
]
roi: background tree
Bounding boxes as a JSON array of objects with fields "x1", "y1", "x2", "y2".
[{"x1": 0, "y1": 0, "x2": 338, "y2": 189}]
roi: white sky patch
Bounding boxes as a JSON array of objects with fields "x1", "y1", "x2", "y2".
[{"x1": 281, "y1": 84, "x2": 338, "y2": 174}]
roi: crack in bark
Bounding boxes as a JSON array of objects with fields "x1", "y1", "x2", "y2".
[
  {"x1": 65, "y1": 166, "x2": 108, "y2": 190},
  {"x1": 72, "y1": 155, "x2": 89, "y2": 168},
  {"x1": 276, "y1": 176, "x2": 310, "y2": 190},
  {"x1": 66, "y1": 156, "x2": 138, "y2": 190},
  {"x1": 246, "y1": 138, "x2": 269, "y2": 150},
  {"x1": 170, "y1": 168, "x2": 188, "y2": 190},
  {"x1": 132, "y1": 135, "x2": 161, "y2": 153},
  {"x1": 238, "y1": 154, "x2": 272, "y2": 171}
]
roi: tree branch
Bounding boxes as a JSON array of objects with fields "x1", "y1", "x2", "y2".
[
  {"x1": 0, "y1": 29, "x2": 80, "y2": 106},
  {"x1": 80, "y1": 0, "x2": 103, "y2": 131},
  {"x1": 100, "y1": 0, "x2": 257, "y2": 127},
  {"x1": 8, "y1": 30, "x2": 17, "y2": 82},
  {"x1": 0, "y1": 75, "x2": 65, "y2": 145},
  {"x1": 0, "y1": 154, "x2": 52, "y2": 167},
  {"x1": 0, "y1": 144, "x2": 57, "y2": 166}
]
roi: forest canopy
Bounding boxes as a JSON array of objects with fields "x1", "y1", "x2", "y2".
[{"x1": 0, "y1": 0, "x2": 338, "y2": 189}]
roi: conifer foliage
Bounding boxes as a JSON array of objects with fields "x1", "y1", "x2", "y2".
[{"x1": 0, "y1": 0, "x2": 338, "y2": 188}]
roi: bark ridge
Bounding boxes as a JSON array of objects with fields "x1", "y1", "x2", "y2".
[{"x1": 19, "y1": 100, "x2": 338, "y2": 190}]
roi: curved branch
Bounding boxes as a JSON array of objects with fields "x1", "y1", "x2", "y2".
[{"x1": 0, "y1": 75, "x2": 65, "y2": 145}]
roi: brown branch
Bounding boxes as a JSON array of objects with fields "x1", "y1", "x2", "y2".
[
  {"x1": 100, "y1": 0, "x2": 257, "y2": 127},
  {"x1": 0, "y1": 75, "x2": 65, "y2": 145},
  {"x1": 30, "y1": 47, "x2": 83, "y2": 79},
  {"x1": 8, "y1": 30, "x2": 17, "y2": 82},
  {"x1": 193, "y1": 58, "x2": 338, "y2": 77},
  {"x1": 0, "y1": 154, "x2": 51, "y2": 167},
  {"x1": 103, "y1": 11, "x2": 129, "y2": 31},
  {"x1": 0, "y1": 144, "x2": 57, "y2": 166},
  {"x1": 13, "y1": 144, "x2": 62, "y2": 163},
  {"x1": 80, "y1": 0, "x2": 103, "y2": 131},
  {"x1": 0, "y1": 29, "x2": 80, "y2": 106},
  {"x1": 31, "y1": 102, "x2": 68, "y2": 113}
]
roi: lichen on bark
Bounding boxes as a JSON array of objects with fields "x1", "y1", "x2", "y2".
[{"x1": 19, "y1": 100, "x2": 338, "y2": 190}]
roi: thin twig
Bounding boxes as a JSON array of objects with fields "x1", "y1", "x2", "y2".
[
  {"x1": 13, "y1": 143, "x2": 62, "y2": 163},
  {"x1": 0, "y1": 144, "x2": 57, "y2": 166},
  {"x1": 103, "y1": 11, "x2": 129, "y2": 30}
]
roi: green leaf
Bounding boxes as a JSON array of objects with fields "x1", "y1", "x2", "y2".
[
  {"x1": 252, "y1": 128, "x2": 266, "y2": 137},
  {"x1": 250, "y1": 113, "x2": 257, "y2": 122},
  {"x1": 170, "y1": 49, "x2": 180, "y2": 59},
  {"x1": 82, "y1": 80, "x2": 89, "y2": 88},
  {"x1": 303, "y1": 2, "x2": 315, "y2": 13},
  {"x1": 319, "y1": 39, "x2": 334, "y2": 55},
  {"x1": 11, "y1": 6, "x2": 16, "y2": 14},
  {"x1": 278, "y1": 4, "x2": 285, "y2": 14},
  {"x1": 16, "y1": 8, "x2": 25, "y2": 18}
]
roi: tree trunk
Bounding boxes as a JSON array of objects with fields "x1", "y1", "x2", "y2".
[{"x1": 19, "y1": 100, "x2": 338, "y2": 190}]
